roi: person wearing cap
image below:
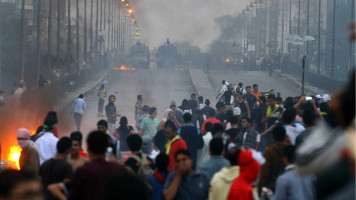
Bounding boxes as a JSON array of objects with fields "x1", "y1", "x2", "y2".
[
  {"x1": 35, "y1": 119, "x2": 59, "y2": 165},
  {"x1": 322, "y1": 94, "x2": 331, "y2": 104},
  {"x1": 17, "y1": 128, "x2": 40, "y2": 176}
]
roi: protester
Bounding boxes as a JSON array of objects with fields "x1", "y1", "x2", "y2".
[
  {"x1": 235, "y1": 117, "x2": 260, "y2": 150},
  {"x1": 266, "y1": 94, "x2": 283, "y2": 128},
  {"x1": 0, "y1": 170, "x2": 43, "y2": 200},
  {"x1": 193, "y1": 110, "x2": 205, "y2": 132},
  {"x1": 146, "y1": 153, "x2": 170, "y2": 200},
  {"x1": 135, "y1": 94, "x2": 144, "y2": 124},
  {"x1": 222, "y1": 85, "x2": 234, "y2": 110},
  {"x1": 201, "y1": 99, "x2": 215, "y2": 119},
  {"x1": 39, "y1": 137, "x2": 73, "y2": 200},
  {"x1": 225, "y1": 115, "x2": 240, "y2": 141},
  {"x1": 114, "y1": 116, "x2": 134, "y2": 158},
  {"x1": 178, "y1": 99, "x2": 190, "y2": 113},
  {"x1": 215, "y1": 102, "x2": 226, "y2": 123},
  {"x1": 282, "y1": 108, "x2": 305, "y2": 145},
  {"x1": 254, "y1": 96, "x2": 268, "y2": 133},
  {"x1": 295, "y1": 110, "x2": 316, "y2": 147},
  {"x1": 198, "y1": 96, "x2": 205, "y2": 110},
  {"x1": 142, "y1": 135, "x2": 159, "y2": 160},
  {"x1": 97, "y1": 84, "x2": 107, "y2": 117},
  {"x1": 198, "y1": 122, "x2": 214, "y2": 164},
  {"x1": 178, "y1": 113, "x2": 204, "y2": 166},
  {"x1": 252, "y1": 84, "x2": 261, "y2": 99},
  {"x1": 227, "y1": 150, "x2": 262, "y2": 200},
  {"x1": 137, "y1": 105, "x2": 150, "y2": 132},
  {"x1": 68, "y1": 132, "x2": 89, "y2": 171},
  {"x1": 198, "y1": 138, "x2": 230, "y2": 181},
  {"x1": 170, "y1": 100, "x2": 184, "y2": 124},
  {"x1": 164, "y1": 120, "x2": 188, "y2": 172},
  {"x1": 71, "y1": 94, "x2": 86, "y2": 131},
  {"x1": 159, "y1": 109, "x2": 181, "y2": 131},
  {"x1": 17, "y1": 128, "x2": 40, "y2": 176},
  {"x1": 45, "y1": 111, "x2": 59, "y2": 138},
  {"x1": 35, "y1": 118, "x2": 59, "y2": 165},
  {"x1": 216, "y1": 80, "x2": 228, "y2": 102},
  {"x1": 187, "y1": 93, "x2": 199, "y2": 115},
  {"x1": 209, "y1": 147, "x2": 241, "y2": 200},
  {"x1": 105, "y1": 95, "x2": 121, "y2": 134},
  {"x1": 164, "y1": 149, "x2": 210, "y2": 200},
  {"x1": 236, "y1": 92, "x2": 251, "y2": 118},
  {"x1": 263, "y1": 145, "x2": 315, "y2": 200},
  {"x1": 68, "y1": 131, "x2": 128, "y2": 200},
  {"x1": 245, "y1": 86, "x2": 257, "y2": 113},
  {"x1": 201, "y1": 107, "x2": 220, "y2": 133},
  {"x1": 232, "y1": 99, "x2": 241, "y2": 120},
  {"x1": 125, "y1": 134, "x2": 154, "y2": 179},
  {"x1": 258, "y1": 125, "x2": 288, "y2": 194},
  {"x1": 139, "y1": 107, "x2": 159, "y2": 137}
]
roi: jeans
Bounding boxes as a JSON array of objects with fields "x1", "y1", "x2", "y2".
[
  {"x1": 98, "y1": 99, "x2": 105, "y2": 112},
  {"x1": 73, "y1": 113, "x2": 82, "y2": 131}
]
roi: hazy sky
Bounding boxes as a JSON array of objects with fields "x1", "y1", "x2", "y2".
[{"x1": 132, "y1": 0, "x2": 249, "y2": 52}]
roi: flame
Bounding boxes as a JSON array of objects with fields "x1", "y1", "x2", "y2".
[
  {"x1": 120, "y1": 65, "x2": 130, "y2": 70},
  {"x1": 8, "y1": 146, "x2": 22, "y2": 170}
]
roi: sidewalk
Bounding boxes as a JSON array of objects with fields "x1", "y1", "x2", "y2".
[{"x1": 272, "y1": 70, "x2": 328, "y2": 95}]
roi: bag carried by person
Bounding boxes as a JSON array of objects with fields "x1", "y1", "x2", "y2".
[{"x1": 131, "y1": 154, "x2": 154, "y2": 179}]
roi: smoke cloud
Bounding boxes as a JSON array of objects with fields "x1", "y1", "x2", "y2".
[{"x1": 133, "y1": 0, "x2": 249, "y2": 52}]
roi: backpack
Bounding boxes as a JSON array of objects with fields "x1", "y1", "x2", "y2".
[{"x1": 131, "y1": 154, "x2": 154, "y2": 179}]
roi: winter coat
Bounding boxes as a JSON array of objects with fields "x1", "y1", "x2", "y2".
[{"x1": 209, "y1": 166, "x2": 240, "y2": 200}]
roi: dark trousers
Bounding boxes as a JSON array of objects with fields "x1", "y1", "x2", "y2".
[
  {"x1": 98, "y1": 99, "x2": 105, "y2": 112},
  {"x1": 73, "y1": 113, "x2": 82, "y2": 131}
]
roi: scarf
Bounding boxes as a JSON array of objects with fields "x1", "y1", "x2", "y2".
[{"x1": 165, "y1": 135, "x2": 180, "y2": 155}]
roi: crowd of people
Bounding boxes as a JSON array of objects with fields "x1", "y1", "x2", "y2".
[{"x1": 0, "y1": 69, "x2": 354, "y2": 200}]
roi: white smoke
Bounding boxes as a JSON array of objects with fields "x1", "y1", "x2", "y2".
[{"x1": 132, "y1": 0, "x2": 249, "y2": 52}]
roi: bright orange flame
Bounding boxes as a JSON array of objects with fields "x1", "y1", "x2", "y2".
[
  {"x1": 128, "y1": 9, "x2": 132, "y2": 13},
  {"x1": 225, "y1": 58, "x2": 230, "y2": 63},
  {"x1": 125, "y1": 3, "x2": 129, "y2": 6},
  {"x1": 8, "y1": 146, "x2": 22, "y2": 170},
  {"x1": 120, "y1": 65, "x2": 130, "y2": 70}
]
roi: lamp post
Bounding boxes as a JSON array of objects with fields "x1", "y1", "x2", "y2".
[
  {"x1": 57, "y1": 0, "x2": 61, "y2": 69},
  {"x1": 20, "y1": 0, "x2": 25, "y2": 81},
  {"x1": 331, "y1": 0, "x2": 336, "y2": 79},
  {"x1": 302, "y1": 55, "x2": 306, "y2": 95},
  {"x1": 297, "y1": 0, "x2": 301, "y2": 62},
  {"x1": 36, "y1": 0, "x2": 42, "y2": 87},
  {"x1": 48, "y1": 0, "x2": 53, "y2": 79},
  {"x1": 317, "y1": 0, "x2": 321, "y2": 74}
]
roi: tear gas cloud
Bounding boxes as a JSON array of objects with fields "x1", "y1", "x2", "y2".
[{"x1": 133, "y1": 0, "x2": 249, "y2": 52}]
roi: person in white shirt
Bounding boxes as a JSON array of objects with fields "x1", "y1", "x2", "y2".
[
  {"x1": 197, "y1": 122, "x2": 214, "y2": 165},
  {"x1": 71, "y1": 94, "x2": 86, "y2": 131},
  {"x1": 282, "y1": 109, "x2": 305, "y2": 145},
  {"x1": 35, "y1": 119, "x2": 59, "y2": 165},
  {"x1": 216, "y1": 80, "x2": 229, "y2": 102}
]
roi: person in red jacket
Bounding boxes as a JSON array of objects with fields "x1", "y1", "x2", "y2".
[
  {"x1": 164, "y1": 120, "x2": 187, "y2": 172},
  {"x1": 227, "y1": 150, "x2": 261, "y2": 200}
]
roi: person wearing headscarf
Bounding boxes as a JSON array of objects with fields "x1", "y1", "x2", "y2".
[
  {"x1": 142, "y1": 135, "x2": 159, "y2": 161},
  {"x1": 17, "y1": 128, "x2": 40, "y2": 176},
  {"x1": 158, "y1": 109, "x2": 181, "y2": 131}
]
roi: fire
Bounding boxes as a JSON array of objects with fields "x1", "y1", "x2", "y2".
[
  {"x1": 114, "y1": 65, "x2": 135, "y2": 71},
  {"x1": 8, "y1": 146, "x2": 22, "y2": 170}
]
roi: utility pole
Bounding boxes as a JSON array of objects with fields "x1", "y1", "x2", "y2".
[
  {"x1": 76, "y1": 0, "x2": 79, "y2": 71},
  {"x1": 48, "y1": 0, "x2": 53, "y2": 80},
  {"x1": 306, "y1": 0, "x2": 310, "y2": 71},
  {"x1": 90, "y1": 0, "x2": 93, "y2": 62},
  {"x1": 302, "y1": 55, "x2": 306, "y2": 94},
  {"x1": 57, "y1": 0, "x2": 61, "y2": 68},
  {"x1": 107, "y1": 0, "x2": 111, "y2": 51},
  {"x1": 297, "y1": 0, "x2": 301, "y2": 62},
  {"x1": 95, "y1": 0, "x2": 99, "y2": 59},
  {"x1": 349, "y1": 0, "x2": 355, "y2": 73},
  {"x1": 36, "y1": 0, "x2": 42, "y2": 87},
  {"x1": 103, "y1": 0, "x2": 106, "y2": 50},
  {"x1": 331, "y1": 0, "x2": 336, "y2": 79},
  {"x1": 99, "y1": 0, "x2": 103, "y2": 55},
  {"x1": 84, "y1": 0, "x2": 87, "y2": 63},
  {"x1": 317, "y1": 0, "x2": 321, "y2": 74},
  {"x1": 281, "y1": 0, "x2": 285, "y2": 54},
  {"x1": 67, "y1": 0, "x2": 71, "y2": 72},
  {"x1": 20, "y1": 0, "x2": 25, "y2": 81}
]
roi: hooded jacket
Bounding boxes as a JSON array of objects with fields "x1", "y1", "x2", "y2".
[
  {"x1": 227, "y1": 150, "x2": 261, "y2": 200},
  {"x1": 209, "y1": 166, "x2": 240, "y2": 200}
]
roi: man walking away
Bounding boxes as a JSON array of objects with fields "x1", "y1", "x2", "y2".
[
  {"x1": 35, "y1": 119, "x2": 59, "y2": 165},
  {"x1": 258, "y1": 125, "x2": 288, "y2": 194},
  {"x1": 225, "y1": 116, "x2": 240, "y2": 142},
  {"x1": 209, "y1": 147, "x2": 241, "y2": 200},
  {"x1": 164, "y1": 149, "x2": 210, "y2": 200},
  {"x1": 282, "y1": 108, "x2": 305, "y2": 145},
  {"x1": 187, "y1": 93, "x2": 198, "y2": 115},
  {"x1": 40, "y1": 137, "x2": 73, "y2": 200},
  {"x1": 216, "y1": 80, "x2": 228, "y2": 102},
  {"x1": 263, "y1": 145, "x2": 315, "y2": 200},
  {"x1": 164, "y1": 120, "x2": 188, "y2": 172},
  {"x1": 68, "y1": 131, "x2": 128, "y2": 200},
  {"x1": 71, "y1": 94, "x2": 86, "y2": 131},
  {"x1": 97, "y1": 84, "x2": 106, "y2": 117},
  {"x1": 146, "y1": 153, "x2": 170, "y2": 200},
  {"x1": 201, "y1": 99, "x2": 214, "y2": 119},
  {"x1": 135, "y1": 95, "x2": 144, "y2": 125},
  {"x1": 179, "y1": 113, "x2": 204, "y2": 167},
  {"x1": 198, "y1": 138, "x2": 230, "y2": 181},
  {"x1": 105, "y1": 95, "x2": 121, "y2": 134}
]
